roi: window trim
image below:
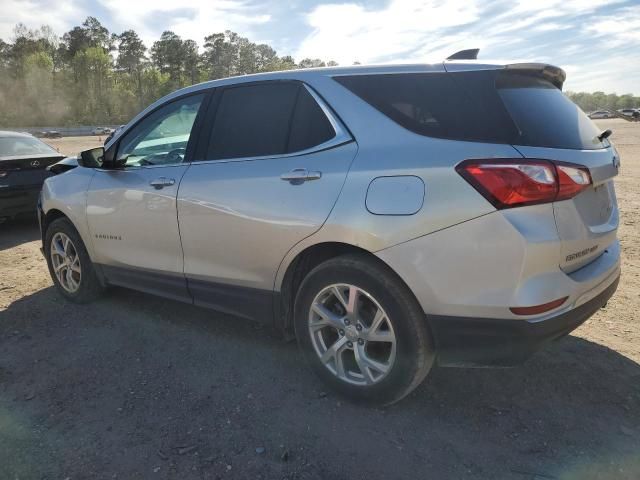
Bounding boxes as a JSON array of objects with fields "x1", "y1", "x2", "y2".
[{"x1": 191, "y1": 81, "x2": 352, "y2": 165}]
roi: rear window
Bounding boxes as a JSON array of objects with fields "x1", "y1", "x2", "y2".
[
  {"x1": 496, "y1": 73, "x2": 605, "y2": 150},
  {"x1": 335, "y1": 71, "x2": 607, "y2": 150},
  {"x1": 0, "y1": 136, "x2": 58, "y2": 156}
]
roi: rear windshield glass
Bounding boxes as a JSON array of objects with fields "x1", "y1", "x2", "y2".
[
  {"x1": 496, "y1": 73, "x2": 605, "y2": 150},
  {"x1": 335, "y1": 71, "x2": 607, "y2": 150},
  {"x1": 0, "y1": 136, "x2": 58, "y2": 156}
]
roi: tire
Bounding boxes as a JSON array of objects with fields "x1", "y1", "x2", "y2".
[
  {"x1": 294, "y1": 253, "x2": 435, "y2": 406},
  {"x1": 44, "y1": 217, "x2": 104, "y2": 303}
]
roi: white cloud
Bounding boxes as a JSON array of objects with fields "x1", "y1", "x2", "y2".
[
  {"x1": 295, "y1": 0, "x2": 480, "y2": 64},
  {"x1": 296, "y1": 0, "x2": 640, "y2": 94}
]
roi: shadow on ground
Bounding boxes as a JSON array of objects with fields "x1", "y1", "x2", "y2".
[
  {"x1": 1, "y1": 285, "x2": 639, "y2": 479},
  {"x1": 0, "y1": 216, "x2": 40, "y2": 250}
]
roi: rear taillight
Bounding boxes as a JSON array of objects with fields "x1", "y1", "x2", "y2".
[{"x1": 456, "y1": 159, "x2": 591, "y2": 209}]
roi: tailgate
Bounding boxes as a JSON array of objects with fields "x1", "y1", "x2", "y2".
[{"x1": 515, "y1": 145, "x2": 619, "y2": 273}]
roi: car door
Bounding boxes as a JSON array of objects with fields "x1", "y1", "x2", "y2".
[
  {"x1": 86, "y1": 92, "x2": 207, "y2": 302},
  {"x1": 178, "y1": 81, "x2": 356, "y2": 320}
]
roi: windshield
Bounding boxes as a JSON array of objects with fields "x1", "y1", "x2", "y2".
[
  {"x1": 0, "y1": 136, "x2": 58, "y2": 156},
  {"x1": 497, "y1": 73, "x2": 606, "y2": 150}
]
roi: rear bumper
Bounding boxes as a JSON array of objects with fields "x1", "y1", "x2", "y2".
[
  {"x1": 431, "y1": 274, "x2": 619, "y2": 367},
  {"x1": 0, "y1": 185, "x2": 41, "y2": 218}
]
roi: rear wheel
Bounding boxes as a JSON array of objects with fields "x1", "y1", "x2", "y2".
[
  {"x1": 294, "y1": 254, "x2": 434, "y2": 406},
  {"x1": 45, "y1": 217, "x2": 104, "y2": 303}
]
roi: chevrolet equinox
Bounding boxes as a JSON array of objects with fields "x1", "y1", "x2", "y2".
[{"x1": 39, "y1": 56, "x2": 621, "y2": 405}]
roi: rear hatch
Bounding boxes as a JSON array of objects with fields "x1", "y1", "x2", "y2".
[{"x1": 495, "y1": 69, "x2": 619, "y2": 272}]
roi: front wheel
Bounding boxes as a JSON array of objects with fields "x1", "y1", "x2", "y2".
[
  {"x1": 294, "y1": 254, "x2": 435, "y2": 406},
  {"x1": 45, "y1": 217, "x2": 104, "y2": 303}
]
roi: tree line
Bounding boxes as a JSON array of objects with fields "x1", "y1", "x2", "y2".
[
  {"x1": 0, "y1": 17, "x2": 338, "y2": 127},
  {"x1": 565, "y1": 91, "x2": 639, "y2": 114},
  {"x1": 0, "y1": 17, "x2": 637, "y2": 127}
]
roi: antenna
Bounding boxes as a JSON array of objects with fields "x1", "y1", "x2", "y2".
[{"x1": 446, "y1": 49, "x2": 480, "y2": 60}]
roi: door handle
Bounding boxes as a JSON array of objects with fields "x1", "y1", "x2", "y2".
[
  {"x1": 280, "y1": 168, "x2": 322, "y2": 184},
  {"x1": 149, "y1": 177, "x2": 176, "y2": 189}
]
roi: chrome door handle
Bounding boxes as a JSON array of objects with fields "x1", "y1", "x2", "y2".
[
  {"x1": 149, "y1": 177, "x2": 176, "y2": 189},
  {"x1": 280, "y1": 168, "x2": 322, "y2": 184}
]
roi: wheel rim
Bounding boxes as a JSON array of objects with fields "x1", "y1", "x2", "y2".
[
  {"x1": 308, "y1": 284, "x2": 397, "y2": 386},
  {"x1": 50, "y1": 232, "x2": 81, "y2": 293}
]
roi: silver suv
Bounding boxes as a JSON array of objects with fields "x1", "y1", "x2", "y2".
[{"x1": 39, "y1": 58, "x2": 621, "y2": 405}]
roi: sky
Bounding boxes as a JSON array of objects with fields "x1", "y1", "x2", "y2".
[{"x1": 1, "y1": 0, "x2": 639, "y2": 94}]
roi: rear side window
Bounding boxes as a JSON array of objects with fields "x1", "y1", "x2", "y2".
[
  {"x1": 335, "y1": 71, "x2": 607, "y2": 150},
  {"x1": 206, "y1": 82, "x2": 337, "y2": 160},
  {"x1": 496, "y1": 73, "x2": 605, "y2": 150},
  {"x1": 334, "y1": 72, "x2": 518, "y2": 144}
]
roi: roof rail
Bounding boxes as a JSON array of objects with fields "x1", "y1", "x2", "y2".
[{"x1": 446, "y1": 48, "x2": 480, "y2": 60}]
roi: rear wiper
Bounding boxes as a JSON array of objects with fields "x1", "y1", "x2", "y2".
[{"x1": 598, "y1": 129, "x2": 612, "y2": 142}]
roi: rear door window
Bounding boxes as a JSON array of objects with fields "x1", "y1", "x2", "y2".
[
  {"x1": 205, "y1": 82, "x2": 337, "y2": 160},
  {"x1": 207, "y1": 83, "x2": 298, "y2": 160}
]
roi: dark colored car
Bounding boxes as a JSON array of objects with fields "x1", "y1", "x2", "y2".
[{"x1": 0, "y1": 131, "x2": 65, "y2": 220}]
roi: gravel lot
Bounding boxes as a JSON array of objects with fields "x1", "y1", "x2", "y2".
[{"x1": 1, "y1": 123, "x2": 639, "y2": 479}]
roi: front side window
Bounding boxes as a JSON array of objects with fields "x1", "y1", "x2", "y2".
[
  {"x1": 206, "y1": 82, "x2": 336, "y2": 160},
  {"x1": 117, "y1": 94, "x2": 204, "y2": 167}
]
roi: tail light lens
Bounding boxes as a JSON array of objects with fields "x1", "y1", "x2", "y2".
[{"x1": 456, "y1": 159, "x2": 591, "y2": 209}]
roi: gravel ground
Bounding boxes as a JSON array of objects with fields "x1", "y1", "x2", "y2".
[{"x1": 1, "y1": 123, "x2": 639, "y2": 480}]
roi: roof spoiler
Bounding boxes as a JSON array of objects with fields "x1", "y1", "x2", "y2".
[
  {"x1": 505, "y1": 63, "x2": 567, "y2": 89},
  {"x1": 446, "y1": 48, "x2": 480, "y2": 60}
]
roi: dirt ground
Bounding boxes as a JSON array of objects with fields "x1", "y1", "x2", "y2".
[{"x1": 1, "y1": 123, "x2": 639, "y2": 479}]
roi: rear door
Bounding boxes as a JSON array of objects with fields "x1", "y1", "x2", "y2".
[
  {"x1": 496, "y1": 72, "x2": 619, "y2": 272},
  {"x1": 178, "y1": 81, "x2": 355, "y2": 320}
]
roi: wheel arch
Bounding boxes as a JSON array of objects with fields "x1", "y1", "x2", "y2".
[{"x1": 274, "y1": 241, "x2": 426, "y2": 338}]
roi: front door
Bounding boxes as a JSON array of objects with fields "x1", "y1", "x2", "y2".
[
  {"x1": 86, "y1": 93, "x2": 206, "y2": 301},
  {"x1": 178, "y1": 81, "x2": 355, "y2": 320}
]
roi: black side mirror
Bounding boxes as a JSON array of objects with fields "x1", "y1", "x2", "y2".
[{"x1": 79, "y1": 147, "x2": 104, "y2": 168}]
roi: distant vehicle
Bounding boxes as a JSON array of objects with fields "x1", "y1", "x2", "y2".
[
  {"x1": 588, "y1": 110, "x2": 613, "y2": 119},
  {"x1": 103, "y1": 125, "x2": 126, "y2": 145},
  {"x1": 618, "y1": 108, "x2": 640, "y2": 118},
  {"x1": 39, "y1": 131, "x2": 63, "y2": 139},
  {"x1": 92, "y1": 127, "x2": 112, "y2": 135},
  {"x1": 0, "y1": 131, "x2": 65, "y2": 221},
  {"x1": 40, "y1": 55, "x2": 621, "y2": 405}
]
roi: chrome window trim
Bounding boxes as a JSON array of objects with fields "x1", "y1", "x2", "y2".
[{"x1": 190, "y1": 83, "x2": 353, "y2": 165}]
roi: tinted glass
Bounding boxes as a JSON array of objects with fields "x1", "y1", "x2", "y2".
[
  {"x1": 0, "y1": 136, "x2": 58, "y2": 156},
  {"x1": 287, "y1": 87, "x2": 335, "y2": 152},
  {"x1": 207, "y1": 83, "x2": 299, "y2": 160},
  {"x1": 335, "y1": 72, "x2": 518, "y2": 144},
  {"x1": 117, "y1": 94, "x2": 204, "y2": 167},
  {"x1": 496, "y1": 73, "x2": 606, "y2": 150}
]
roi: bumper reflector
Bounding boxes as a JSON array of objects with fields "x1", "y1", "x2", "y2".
[{"x1": 510, "y1": 297, "x2": 568, "y2": 316}]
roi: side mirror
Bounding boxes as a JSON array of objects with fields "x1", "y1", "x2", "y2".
[{"x1": 79, "y1": 147, "x2": 104, "y2": 168}]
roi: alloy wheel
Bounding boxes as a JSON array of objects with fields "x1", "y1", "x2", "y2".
[
  {"x1": 308, "y1": 284, "x2": 396, "y2": 385},
  {"x1": 50, "y1": 232, "x2": 81, "y2": 293}
]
